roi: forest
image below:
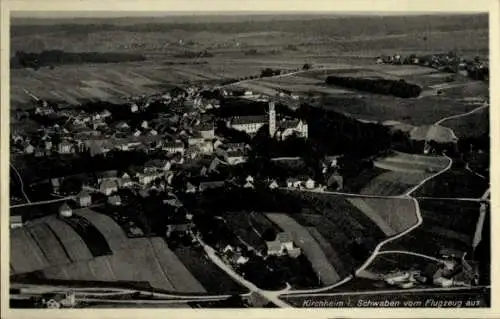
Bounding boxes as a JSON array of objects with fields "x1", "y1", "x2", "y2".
[
  {"x1": 11, "y1": 50, "x2": 146, "y2": 69},
  {"x1": 325, "y1": 76, "x2": 422, "y2": 98}
]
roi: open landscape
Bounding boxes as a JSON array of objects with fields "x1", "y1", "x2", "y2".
[{"x1": 9, "y1": 11, "x2": 490, "y2": 309}]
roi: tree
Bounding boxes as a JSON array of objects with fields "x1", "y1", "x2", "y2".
[{"x1": 302, "y1": 63, "x2": 312, "y2": 70}]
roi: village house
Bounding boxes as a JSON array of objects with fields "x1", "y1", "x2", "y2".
[
  {"x1": 198, "y1": 122, "x2": 215, "y2": 139},
  {"x1": 108, "y1": 195, "x2": 122, "y2": 206},
  {"x1": 269, "y1": 180, "x2": 279, "y2": 189},
  {"x1": 100, "y1": 109, "x2": 112, "y2": 119},
  {"x1": 163, "y1": 141, "x2": 185, "y2": 155},
  {"x1": 185, "y1": 182, "x2": 197, "y2": 193},
  {"x1": 136, "y1": 171, "x2": 163, "y2": 185},
  {"x1": 286, "y1": 178, "x2": 302, "y2": 189},
  {"x1": 116, "y1": 122, "x2": 130, "y2": 131},
  {"x1": 57, "y1": 141, "x2": 74, "y2": 154},
  {"x1": 10, "y1": 215, "x2": 23, "y2": 229},
  {"x1": 77, "y1": 190, "x2": 92, "y2": 207},
  {"x1": 51, "y1": 178, "x2": 61, "y2": 194},
  {"x1": 327, "y1": 173, "x2": 344, "y2": 191},
  {"x1": 24, "y1": 142, "x2": 35, "y2": 154},
  {"x1": 59, "y1": 203, "x2": 73, "y2": 218},
  {"x1": 97, "y1": 170, "x2": 118, "y2": 184},
  {"x1": 225, "y1": 150, "x2": 247, "y2": 165},
  {"x1": 266, "y1": 232, "x2": 300, "y2": 257},
  {"x1": 130, "y1": 103, "x2": 139, "y2": 113},
  {"x1": 199, "y1": 180, "x2": 225, "y2": 192},
  {"x1": 99, "y1": 179, "x2": 119, "y2": 196},
  {"x1": 166, "y1": 223, "x2": 192, "y2": 237}
]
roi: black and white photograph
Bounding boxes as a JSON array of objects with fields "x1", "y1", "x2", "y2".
[{"x1": 3, "y1": 0, "x2": 493, "y2": 313}]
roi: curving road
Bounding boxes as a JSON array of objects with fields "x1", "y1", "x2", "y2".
[
  {"x1": 404, "y1": 153, "x2": 453, "y2": 196},
  {"x1": 435, "y1": 103, "x2": 489, "y2": 126},
  {"x1": 196, "y1": 236, "x2": 292, "y2": 308},
  {"x1": 10, "y1": 196, "x2": 77, "y2": 209},
  {"x1": 10, "y1": 163, "x2": 31, "y2": 203}
]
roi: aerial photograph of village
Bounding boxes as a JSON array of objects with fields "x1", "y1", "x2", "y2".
[{"x1": 8, "y1": 11, "x2": 490, "y2": 309}]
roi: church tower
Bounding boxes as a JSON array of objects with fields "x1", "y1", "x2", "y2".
[{"x1": 269, "y1": 101, "x2": 276, "y2": 137}]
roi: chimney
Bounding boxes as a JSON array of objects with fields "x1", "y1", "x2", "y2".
[{"x1": 269, "y1": 101, "x2": 276, "y2": 137}]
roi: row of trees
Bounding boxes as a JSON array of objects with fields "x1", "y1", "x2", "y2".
[
  {"x1": 173, "y1": 50, "x2": 214, "y2": 58},
  {"x1": 325, "y1": 76, "x2": 422, "y2": 98},
  {"x1": 11, "y1": 50, "x2": 146, "y2": 69}
]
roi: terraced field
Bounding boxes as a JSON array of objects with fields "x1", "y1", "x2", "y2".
[{"x1": 10, "y1": 209, "x2": 243, "y2": 294}]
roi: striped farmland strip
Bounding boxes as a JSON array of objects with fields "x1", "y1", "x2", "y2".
[
  {"x1": 74, "y1": 209, "x2": 129, "y2": 252},
  {"x1": 106, "y1": 238, "x2": 175, "y2": 291},
  {"x1": 346, "y1": 198, "x2": 395, "y2": 236},
  {"x1": 44, "y1": 217, "x2": 94, "y2": 262},
  {"x1": 10, "y1": 228, "x2": 50, "y2": 273},
  {"x1": 87, "y1": 256, "x2": 117, "y2": 282},
  {"x1": 149, "y1": 237, "x2": 206, "y2": 293},
  {"x1": 28, "y1": 223, "x2": 72, "y2": 266}
]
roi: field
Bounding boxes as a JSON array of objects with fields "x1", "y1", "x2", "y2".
[
  {"x1": 345, "y1": 197, "x2": 418, "y2": 237},
  {"x1": 10, "y1": 210, "x2": 245, "y2": 294},
  {"x1": 283, "y1": 191, "x2": 386, "y2": 276},
  {"x1": 220, "y1": 211, "x2": 281, "y2": 253},
  {"x1": 365, "y1": 252, "x2": 441, "y2": 274},
  {"x1": 265, "y1": 213, "x2": 341, "y2": 285},
  {"x1": 413, "y1": 167, "x2": 489, "y2": 198},
  {"x1": 172, "y1": 244, "x2": 247, "y2": 294},
  {"x1": 39, "y1": 237, "x2": 206, "y2": 293},
  {"x1": 11, "y1": 14, "x2": 488, "y2": 119},
  {"x1": 382, "y1": 199, "x2": 481, "y2": 257},
  {"x1": 357, "y1": 152, "x2": 449, "y2": 196},
  {"x1": 440, "y1": 106, "x2": 489, "y2": 139}
]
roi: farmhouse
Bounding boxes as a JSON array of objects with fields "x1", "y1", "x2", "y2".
[
  {"x1": 99, "y1": 179, "x2": 119, "y2": 196},
  {"x1": 77, "y1": 190, "x2": 92, "y2": 207},
  {"x1": 266, "y1": 232, "x2": 300, "y2": 257}
]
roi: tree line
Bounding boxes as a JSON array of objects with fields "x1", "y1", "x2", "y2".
[
  {"x1": 11, "y1": 50, "x2": 146, "y2": 69},
  {"x1": 325, "y1": 76, "x2": 422, "y2": 98}
]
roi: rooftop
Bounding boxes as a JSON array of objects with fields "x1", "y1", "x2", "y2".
[{"x1": 231, "y1": 115, "x2": 267, "y2": 125}]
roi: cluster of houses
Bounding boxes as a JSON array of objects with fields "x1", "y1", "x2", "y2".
[
  {"x1": 376, "y1": 52, "x2": 488, "y2": 80},
  {"x1": 383, "y1": 248, "x2": 479, "y2": 289},
  {"x1": 217, "y1": 231, "x2": 302, "y2": 272}
]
